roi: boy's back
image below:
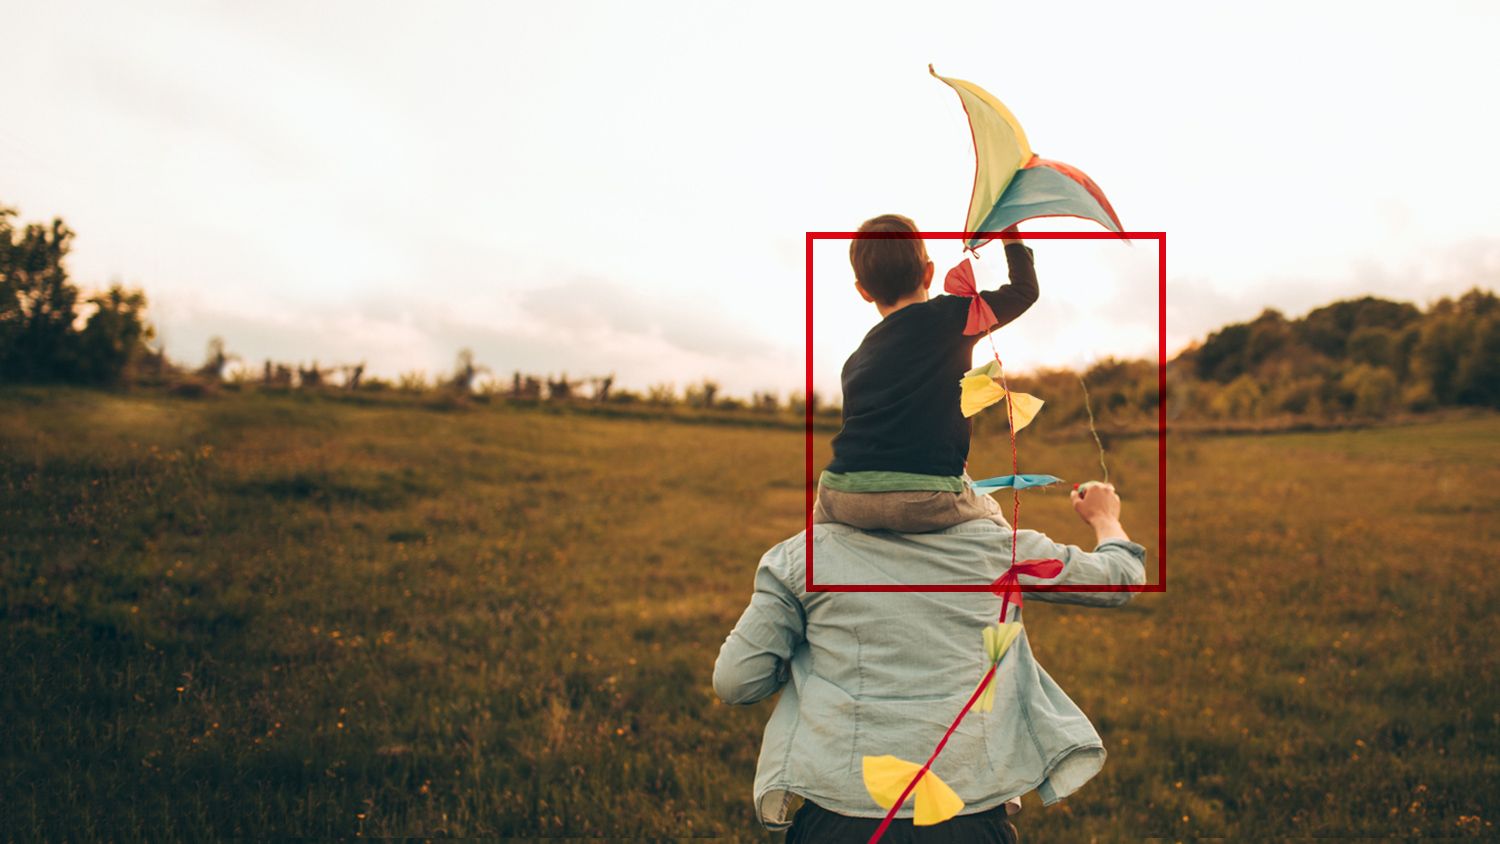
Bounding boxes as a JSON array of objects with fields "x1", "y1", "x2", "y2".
[{"x1": 828, "y1": 240, "x2": 1039, "y2": 478}]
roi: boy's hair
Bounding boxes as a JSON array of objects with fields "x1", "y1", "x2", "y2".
[{"x1": 850, "y1": 214, "x2": 930, "y2": 306}]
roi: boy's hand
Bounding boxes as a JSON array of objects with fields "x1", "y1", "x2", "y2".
[{"x1": 1000, "y1": 225, "x2": 1023, "y2": 246}]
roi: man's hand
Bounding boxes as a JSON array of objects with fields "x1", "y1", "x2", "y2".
[
  {"x1": 999, "y1": 224, "x2": 1023, "y2": 246},
  {"x1": 1071, "y1": 483, "x2": 1128, "y2": 543}
]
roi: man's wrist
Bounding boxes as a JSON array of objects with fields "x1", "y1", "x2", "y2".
[{"x1": 1090, "y1": 518, "x2": 1126, "y2": 536}]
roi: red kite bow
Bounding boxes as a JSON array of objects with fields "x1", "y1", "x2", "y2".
[
  {"x1": 990, "y1": 558, "x2": 1064, "y2": 621},
  {"x1": 944, "y1": 259, "x2": 998, "y2": 336}
]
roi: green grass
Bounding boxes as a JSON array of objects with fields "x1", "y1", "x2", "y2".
[{"x1": 1, "y1": 388, "x2": 1495, "y2": 839}]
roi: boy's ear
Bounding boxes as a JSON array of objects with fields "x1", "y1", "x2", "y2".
[
  {"x1": 854, "y1": 280, "x2": 876, "y2": 304},
  {"x1": 922, "y1": 261, "x2": 935, "y2": 290}
]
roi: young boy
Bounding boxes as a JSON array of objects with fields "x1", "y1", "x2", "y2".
[{"x1": 814, "y1": 213, "x2": 1038, "y2": 532}]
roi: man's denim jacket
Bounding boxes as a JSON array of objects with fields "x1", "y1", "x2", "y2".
[{"x1": 712, "y1": 520, "x2": 1147, "y2": 830}]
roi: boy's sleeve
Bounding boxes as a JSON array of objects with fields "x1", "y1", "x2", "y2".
[
  {"x1": 712, "y1": 541, "x2": 807, "y2": 705},
  {"x1": 978, "y1": 243, "x2": 1040, "y2": 329},
  {"x1": 1010, "y1": 528, "x2": 1147, "y2": 608}
]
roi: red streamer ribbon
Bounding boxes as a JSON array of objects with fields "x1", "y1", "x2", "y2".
[
  {"x1": 944, "y1": 259, "x2": 998, "y2": 336},
  {"x1": 990, "y1": 558, "x2": 1063, "y2": 622}
]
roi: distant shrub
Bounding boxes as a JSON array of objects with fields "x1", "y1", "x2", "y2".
[
  {"x1": 609, "y1": 389, "x2": 642, "y2": 405},
  {"x1": 646, "y1": 382, "x2": 676, "y2": 406},
  {"x1": 396, "y1": 371, "x2": 430, "y2": 393}
]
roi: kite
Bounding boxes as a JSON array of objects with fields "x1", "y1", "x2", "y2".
[
  {"x1": 929, "y1": 65, "x2": 1123, "y2": 251},
  {"x1": 860, "y1": 69, "x2": 1127, "y2": 843}
]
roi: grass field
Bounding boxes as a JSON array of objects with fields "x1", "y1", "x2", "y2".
[{"x1": 2, "y1": 388, "x2": 1496, "y2": 840}]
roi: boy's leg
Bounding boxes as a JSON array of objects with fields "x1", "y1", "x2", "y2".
[
  {"x1": 812, "y1": 484, "x2": 835, "y2": 525},
  {"x1": 816, "y1": 486, "x2": 966, "y2": 533},
  {"x1": 966, "y1": 490, "x2": 1013, "y2": 530},
  {"x1": 957, "y1": 474, "x2": 1012, "y2": 530}
]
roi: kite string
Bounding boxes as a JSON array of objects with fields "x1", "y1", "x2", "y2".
[{"x1": 1077, "y1": 375, "x2": 1109, "y2": 484}]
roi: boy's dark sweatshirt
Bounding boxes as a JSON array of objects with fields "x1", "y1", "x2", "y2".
[{"x1": 827, "y1": 242, "x2": 1038, "y2": 478}]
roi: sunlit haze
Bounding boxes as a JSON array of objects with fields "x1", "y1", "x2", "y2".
[{"x1": 4, "y1": 0, "x2": 1498, "y2": 397}]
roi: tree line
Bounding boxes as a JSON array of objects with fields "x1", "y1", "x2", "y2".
[
  {"x1": 0, "y1": 208, "x2": 165, "y2": 385},
  {"x1": 3, "y1": 203, "x2": 1495, "y2": 425}
]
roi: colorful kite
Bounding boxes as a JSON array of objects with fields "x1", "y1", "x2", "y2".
[
  {"x1": 858, "y1": 69, "x2": 1126, "y2": 842},
  {"x1": 929, "y1": 65, "x2": 1122, "y2": 251}
]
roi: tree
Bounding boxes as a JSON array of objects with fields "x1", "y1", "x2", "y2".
[
  {"x1": 76, "y1": 285, "x2": 154, "y2": 384},
  {"x1": 1454, "y1": 313, "x2": 1500, "y2": 407},
  {"x1": 0, "y1": 206, "x2": 155, "y2": 384},
  {"x1": 546, "y1": 373, "x2": 580, "y2": 400},
  {"x1": 684, "y1": 379, "x2": 719, "y2": 409},
  {"x1": 450, "y1": 348, "x2": 487, "y2": 393},
  {"x1": 589, "y1": 374, "x2": 615, "y2": 402},
  {"x1": 1347, "y1": 325, "x2": 1398, "y2": 369},
  {"x1": 1340, "y1": 365, "x2": 1399, "y2": 417},
  {"x1": 298, "y1": 362, "x2": 329, "y2": 389},
  {"x1": 340, "y1": 363, "x2": 365, "y2": 390},
  {"x1": 198, "y1": 336, "x2": 233, "y2": 380},
  {"x1": 0, "y1": 208, "x2": 79, "y2": 381}
]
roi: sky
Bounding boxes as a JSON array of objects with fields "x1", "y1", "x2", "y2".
[{"x1": 4, "y1": 0, "x2": 1498, "y2": 398}]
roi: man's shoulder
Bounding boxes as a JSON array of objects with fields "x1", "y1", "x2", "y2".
[
  {"x1": 760, "y1": 530, "x2": 808, "y2": 569},
  {"x1": 809, "y1": 520, "x2": 1013, "y2": 549}
]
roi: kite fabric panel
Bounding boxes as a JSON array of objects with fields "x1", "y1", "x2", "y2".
[
  {"x1": 930, "y1": 66, "x2": 1123, "y2": 250},
  {"x1": 972, "y1": 164, "x2": 1122, "y2": 238},
  {"x1": 927, "y1": 65, "x2": 1034, "y2": 236}
]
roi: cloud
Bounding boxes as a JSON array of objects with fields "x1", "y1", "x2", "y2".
[
  {"x1": 517, "y1": 276, "x2": 781, "y2": 360},
  {"x1": 153, "y1": 275, "x2": 801, "y2": 396}
]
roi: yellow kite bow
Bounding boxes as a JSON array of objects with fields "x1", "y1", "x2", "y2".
[
  {"x1": 862, "y1": 755, "x2": 967, "y2": 826},
  {"x1": 960, "y1": 361, "x2": 1043, "y2": 430}
]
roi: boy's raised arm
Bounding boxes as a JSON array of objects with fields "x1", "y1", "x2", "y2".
[{"x1": 978, "y1": 242, "x2": 1040, "y2": 329}]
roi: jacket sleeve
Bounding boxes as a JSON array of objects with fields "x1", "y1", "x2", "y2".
[
  {"x1": 712, "y1": 542, "x2": 807, "y2": 705},
  {"x1": 1012, "y1": 529, "x2": 1147, "y2": 608},
  {"x1": 978, "y1": 243, "x2": 1040, "y2": 329}
]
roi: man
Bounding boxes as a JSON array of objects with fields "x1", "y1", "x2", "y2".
[{"x1": 714, "y1": 484, "x2": 1146, "y2": 841}]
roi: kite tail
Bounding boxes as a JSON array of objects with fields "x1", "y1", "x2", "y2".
[
  {"x1": 986, "y1": 332, "x2": 1021, "y2": 622},
  {"x1": 867, "y1": 335, "x2": 1032, "y2": 843}
]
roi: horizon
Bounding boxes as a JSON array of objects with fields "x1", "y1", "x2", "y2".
[{"x1": 4, "y1": 1, "x2": 1498, "y2": 397}]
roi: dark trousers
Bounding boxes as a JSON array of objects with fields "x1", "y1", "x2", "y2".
[{"x1": 786, "y1": 800, "x2": 1019, "y2": 844}]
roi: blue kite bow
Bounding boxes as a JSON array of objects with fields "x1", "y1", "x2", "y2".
[{"x1": 970, "y1": 474, "x2": 1063, "y2": 494}]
